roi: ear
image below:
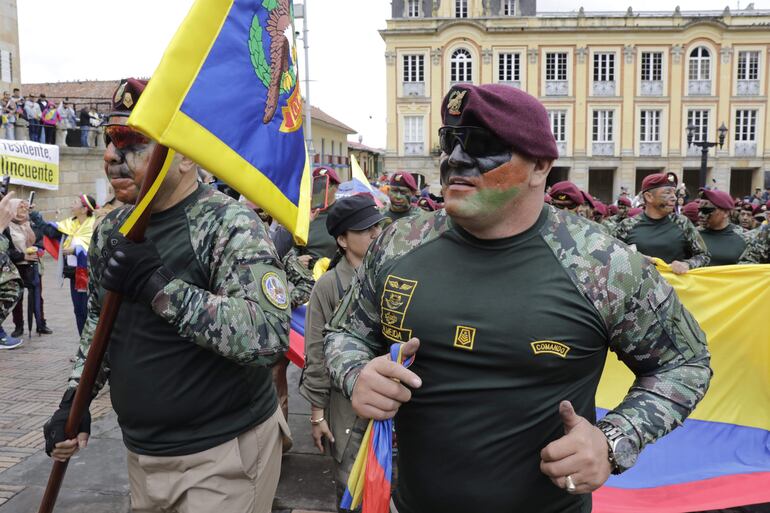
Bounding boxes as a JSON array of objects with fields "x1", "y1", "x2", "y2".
[
  {"x1": 530, "y1": 159, "x2": 554, "y2": 188},
  {"x1": 336, "y1": 234, "x2": 347, "y2": 251},
  {"x1": 178, "y1": 155, "x2": 197, "y2": 175}
]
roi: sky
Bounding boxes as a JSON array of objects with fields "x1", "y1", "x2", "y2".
[{"x1": 16, "y1": 0, "x2": 769, "y2": 148}]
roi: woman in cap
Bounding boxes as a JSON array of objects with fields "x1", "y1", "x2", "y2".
[{"x1": 299, "y1": 194, "x2": 385, "y2": 511}]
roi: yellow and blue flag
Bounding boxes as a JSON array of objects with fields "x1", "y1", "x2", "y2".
[{"x1": 128, "y1": 0, "x2": 311, "y2": 243}]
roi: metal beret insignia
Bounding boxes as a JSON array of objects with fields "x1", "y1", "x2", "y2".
[
  {"x1": 261, "y1": 272, "x2": 289, "y2": 309},
  {"x1": 113, "y1": 82, "x2": 126, "y2": 104},
  {"x1": 122, "y1": 92, "x2": 134, "y2": 109},
  {"x1": 447, "y1": 90, "x2": 467, "y2": 116}
]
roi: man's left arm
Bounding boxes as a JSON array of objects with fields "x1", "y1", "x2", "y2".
[
  {"x1": 0, "y1": 239, "x2": 22, "y2": 319},
  {"x1": 282, "y1": 249, "x2": 314, "y2": 308},
  {"x1": 604, "y1": 255, "x2": 712, "y2": 451},
  {"x1": 680, "y1": 217, "x2": 710, "y2": 269}
]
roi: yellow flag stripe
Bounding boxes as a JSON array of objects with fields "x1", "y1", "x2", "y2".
[{"x1": 118, "y1": 149, "x2": 176, "y2": 236}]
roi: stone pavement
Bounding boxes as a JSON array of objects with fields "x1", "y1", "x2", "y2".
[{"x1": 0, "y1": 257, "x2": 337, "y2": 512}]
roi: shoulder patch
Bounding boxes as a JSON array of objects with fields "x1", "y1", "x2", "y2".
[{"x1": 261, "y1": 272, "x2": 289, "y2": 310}]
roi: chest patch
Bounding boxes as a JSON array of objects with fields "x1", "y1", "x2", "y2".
[
  {"x1": 453, "y1": 325, "x2": 476, "y2": 351},
  {"x1": 530, "y1": 340, "x2": 570, "y2": 358},
  {"x1": 380, "y1": 274, "x2": 418, "y2": 343}
]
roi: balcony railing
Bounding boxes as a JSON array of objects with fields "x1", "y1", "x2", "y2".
[
  {"x1": 545, "y1": 80, "x2": 569, "y2": 96},
  {"x1": 688, "y1": 80, "x2": 712, "y2": 96},
  {"x1": 592, "y1": 142, "x2": 614, "y2": 156},
  {"x1": 735, "y1": 141, "x2": 757, "y2": 157},
  {"x1": 592, "y1": 81, "x2": 616, "y2": 96},
  {"x1": 402, "y1": 82, "x2": 425, "y2": 97},
  {"x1": 639, "y1": 142, "x2": 662, "y2": 156},
  {"x1": 556, "y1": 141, "x2": 567, "y2": 157},
  {"x1": 640, "y1": 80, "x2": 663, "y2": 96},
  {"x1": 404, "y1": 142, "x2": 424, "y2": 155},
  {"x1": 498, "y1": 80, "x2": 521, "y2": 89},
  {"x1": 736, "y1": 80, "x2": 760, "y2": 96}
]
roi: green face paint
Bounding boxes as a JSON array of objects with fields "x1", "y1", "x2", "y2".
[{"x1": 444, "y1": 160, "x2": 527, "y2": 218}]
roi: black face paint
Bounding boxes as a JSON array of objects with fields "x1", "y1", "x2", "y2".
[{"x1": 439, "y1": 140, "x2": 513, "y2": 185}]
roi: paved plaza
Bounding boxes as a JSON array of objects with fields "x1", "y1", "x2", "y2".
[{"x1": 0, "y1": 257, "x2": 336, "y2": 512}]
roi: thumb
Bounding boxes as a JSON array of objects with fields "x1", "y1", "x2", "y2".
[
  {"x1": 559, "y1": 401, "x2": 581, "y2": 434},
  {"x1": 77, "y1": 432, "x2": 89, "y2": 449},
  {"x1": 401, "y1": 338, "x2": 420, "y2": 359}
]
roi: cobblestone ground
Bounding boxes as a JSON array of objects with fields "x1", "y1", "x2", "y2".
[{"x1": 0, "y1": 257, "x2": 336, "y2": 512}]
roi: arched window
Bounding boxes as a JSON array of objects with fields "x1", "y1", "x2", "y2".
[
  {"x1": 688, "y1": 47, "x2": 711, "y2": 81},
  {"x1": 450, "y1": 48, "x2": 473, "y2": 83}
]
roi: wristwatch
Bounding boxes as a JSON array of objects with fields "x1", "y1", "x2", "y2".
[{"x1": 596, "y1": 421, "x2": 639, "y2": 475}]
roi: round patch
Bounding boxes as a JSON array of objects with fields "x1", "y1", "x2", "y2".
[{"x1": 261, "y1": 272, "x2": 289, "y2": 310}]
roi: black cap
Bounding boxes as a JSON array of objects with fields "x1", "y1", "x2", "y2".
[{"x1": 326, "y1": 195, "x2": 384, "y2": 238}]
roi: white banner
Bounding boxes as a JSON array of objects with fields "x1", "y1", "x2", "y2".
[{"x1": 0, "y1": 139, "x2": 60, "y2": 190}]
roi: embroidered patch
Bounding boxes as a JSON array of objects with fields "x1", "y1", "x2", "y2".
[
  {"x1": 381, "y1": 274, "x2": 418, "y2": 343},
  {"x1": 261, "y1": 272, "x2": 289, "y2": 310},
  {"x1": 453, "y1": 325, "x2": 476, "y2": 351},
  {"x1": 113, "y1": 82, "x2": 126, "y2": 103},
  {"x1": 122, "y1": 92, "x2": 134, "y2": 109},
  {"x1": 530, "y1": 340, "x2": 570, "y2": 358},
  {"x1": 447, "y1": 90, "x2": 468, "y2": 116}
]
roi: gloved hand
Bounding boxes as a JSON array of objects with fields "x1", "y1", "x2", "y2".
[
  {"x1": 101, "y1": 233, "x2": 173, "y2": 304},
  {"x1": 43, "y1": 388, "x2": 91, "y2": 458}
]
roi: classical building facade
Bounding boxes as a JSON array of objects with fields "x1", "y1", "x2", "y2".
[
  {"x1": 0, "y1": 0, "x2": 21, "y2": 92},
  {"x1": 382, "y1": 1, "x2": 770, "y2": 201}
]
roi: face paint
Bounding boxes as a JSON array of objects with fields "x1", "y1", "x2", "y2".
[
  {"x1": 389, "y1": 186, "x2": 413, "y2": 212},
  {"x1": 442, "y1": 158, "x2": 528, "y2": 219}
]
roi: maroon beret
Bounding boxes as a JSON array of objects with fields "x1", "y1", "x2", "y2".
[
  {"x1": 580, "y1": 190, "x2": 596, "y2": 209},
  {"x1": 594, "y1": 201, "x2": 607, "y2": 217},
  {"x1": 641, "y1": 173, "x2": 676, "y2": 193},
  {"x1": 617, "y1": 196, "x2": 632, "y2": 207},
  {"x1": 417, "y1": 197, "x2": 439, "y2": 211},
  {"x1": 390, "y1": 172, "x2": 418, "y2": 192},
  {"x1": 740, "y1": 202, "x2": 755, "y2": 212},
  {"x1": 699, "y1": 188, "x2": 734, "y2": 210},
  {"x1": 754, "y1": 205, "x2": 765, "y2": 216},
  {"x1": 549, "y1": 181, "x2": 583, "y2": 206},
  {"x1": 766, "y1": 200, "x2": 770, "y2": 210},
  {"x1": 628, "y1": 207, "x2": 644, "y2": 218},
  {"x1": 313, "y1": 166, "x2": 341, "y2": 184},
  {"x1": 682, "y1": 202, "x2": 700, "y2": 224},
  {"x1": 440, "y1": 84, "x2": 558, "y2": 161},
  {"x1": 608, "y1": 204, "x2": 619, "y2": 216},
  {"x1": 110, "y1": 78, "x2": 147, "y2": 114}
]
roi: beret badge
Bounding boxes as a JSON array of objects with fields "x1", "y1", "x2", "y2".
[
  {"x1": 113, "y1": 82, "x2": 126, "y2": 104},
  {"x1": 122, "y1": 92, "x2": 134, "y2": 109},
  {"x1": 447, "y1": 90, "x2": 467, "y2": 116}
]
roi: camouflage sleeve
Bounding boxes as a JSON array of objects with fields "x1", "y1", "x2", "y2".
[
  {"x1": 677, "y1": 215, "x2": 710, "y2": 268},
  {"x1": 603, "y1": 251, "x2": 712, "y2": 451},
  {"x1": 610, "y1": 216, "x2": 632, "y2": 242},
  {"x1": 151, "y1": 205, "x2": 290, "y2": 367},
  {"x1": 0, "y1": 237, "x2": 22, "y2": 321},
  {"x1": 282, "y1": 249, "x2": 314, "y2": 308},
  {"x1": 738, "y1": 226, "x2": 769, "y2": 264}
]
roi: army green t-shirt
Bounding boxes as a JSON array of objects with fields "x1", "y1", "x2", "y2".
[
  {"x1": 613, "y1": 212, "x2": 710, "y2": 268},
  {"x1": 304, "y1": 209, "x2": 337, "y2": 259},
  {"x1": 699, "y1": 224, "x2": 746, "y2": 266}
]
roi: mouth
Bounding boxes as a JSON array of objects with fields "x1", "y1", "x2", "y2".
[{"x1": 447, "y1": 176, "x2": 478, "y2": 191}]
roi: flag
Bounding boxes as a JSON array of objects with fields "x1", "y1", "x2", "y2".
[
  {"x1": 45, "y1": 217, "x2": 95, "y2": 291},
  {"x1": 338, "y1": 155, "x2": 383, "y2": 207},
  {"x1": 341, "y1": 343, "x2": 414, "y2": 513},
  {"x1": 594, "y1": 262, "x2": 770, "y2": 513},
  {"x1": 127, "y1": 0, "x2": 311, "y2": 244},
  {"x1": 287, "y1": 304, "x2": 305, "y2": 368}
]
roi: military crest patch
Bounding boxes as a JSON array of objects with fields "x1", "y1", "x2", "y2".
[
  {"x1": 261, "y1": 272, "x2": 289, "y2": 309},
  {"x1": 453, "y1": 325, "x2": 476, "y2": 351},
  {"x1": 447, "y1": 90, "x2": 468, "y2": 116},
  {"x1": 381, "y1": 274, "x2": 418, "y2": 343}
]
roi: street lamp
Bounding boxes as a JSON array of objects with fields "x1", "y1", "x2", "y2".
[{"x1": 687, "y1": 122, "x2": 728, "y2": 189}]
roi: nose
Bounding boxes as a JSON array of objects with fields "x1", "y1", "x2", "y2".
[
  {"x1": 447, "y1": 142, "x2": 475, "y2": 169},
  {"x1": 103, "y1": 143, "x2": 124, "y2": 165}
]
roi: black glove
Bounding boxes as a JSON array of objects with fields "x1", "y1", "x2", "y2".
[
  {"x1": 101, "y1": 233, "x2": 173, "y2": 303},
  {"x1": 43, "y1": 388, "x2": 91, "y2": 457}
]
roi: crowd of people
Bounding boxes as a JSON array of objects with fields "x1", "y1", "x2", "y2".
[
  {"x1": 1, "y1": 88, "x2": 103, "y2": 146},
  {"x1": 0, "y1": 77, "x2": 757, "y2": 513}
]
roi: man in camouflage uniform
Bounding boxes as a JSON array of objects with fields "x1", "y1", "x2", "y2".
[
  {"x1": 697, "y1": 189, "x2": 749, "y2": 266},
  {"x1": 384, "y1": 172, "x2": 420, "y2": 223},
  {"x1": 612, "y1": 173, "x2": 710, "y2": 274},
  {"x1": 0, "y1": 191, "x2": 23, "y2": 349},
  {"x1": 739, "y1": 224, "x2": 770, "y2": 264},
  {"x1": 43, "y1": 79, "x2": 291, "y2": 513},
  {"x1": 324, "y1": 84, "x2": 712, "y2": 513}
]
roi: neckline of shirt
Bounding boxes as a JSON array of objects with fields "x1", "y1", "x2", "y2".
[{"x1": 448, "y1": 205, "x2": 549, "y2": 250}]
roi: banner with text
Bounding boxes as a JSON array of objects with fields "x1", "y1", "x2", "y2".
[{"x1": 0, "y1": 140, "x2": 59, "y2": 190}]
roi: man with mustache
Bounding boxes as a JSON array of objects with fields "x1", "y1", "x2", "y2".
[
  {"x1": 612, "y1": 173, "x2": 710, "y2": 274},
  {"x1": 42, "y1": 78, "x2": 291, "y2": 512},
  {"x1": 325, "y1": 84, "x2": 711, "y2": 513}
]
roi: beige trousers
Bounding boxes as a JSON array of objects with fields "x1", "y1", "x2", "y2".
[{"x1": 127, "y1": 408, "x2": 290, "y2": 513}]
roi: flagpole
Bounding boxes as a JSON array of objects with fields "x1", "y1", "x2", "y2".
[
  {"x1": 37, "y1": 144, "x2": 170, "y2": 513},
  {"x1": 299, "y1": 1, "x2": 315, "y2": 160}
]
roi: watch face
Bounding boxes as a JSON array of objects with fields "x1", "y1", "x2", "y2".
[{"x1": 613, "y1": 437, "x2": 639, "y2": 470}]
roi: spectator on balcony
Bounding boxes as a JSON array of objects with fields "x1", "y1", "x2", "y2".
[
  {"x1": 41, "y1": 102, "x2": 61, "y2": 145},
  {"x1": 57, "y1": 101, "x2": 77, "y2": 146},
  {"x1": 24, "y1": 95, "x2": 42, "y2": 142},
  {"x1": 79, "y1": 106, "x2": 91, "y2": 147},
  {"x1": 2, "y1": 91, "x2": 18, "y2": 140}
]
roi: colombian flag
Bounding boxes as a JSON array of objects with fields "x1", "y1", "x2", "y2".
[
  {"x1": 594, "y1": 263, "x2": 770, "y2": 512},
  {"x1": 127, "y1": 0, "x2": 311, "y2": 243},
  {"x1": 44, "y1": 217, "x2": 95, "y2": 291},
  {"x1": 287, "y1": 304, "x2": 306, "y2": 368}
]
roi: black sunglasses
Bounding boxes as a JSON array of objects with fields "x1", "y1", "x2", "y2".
[
  {"x1": 438, "y1": 126, "x2": 510, "y2": 158},
  {"x1": 698, "y1": 207, "x2": 716, "y2": 215}
]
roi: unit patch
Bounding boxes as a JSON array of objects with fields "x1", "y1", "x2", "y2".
[
  {"x1": 261, "y1": 272, "x2": 289, "y2": 310},
  {"x1": 453, "y1": 325, "x2": 476, "y2": 351},
  {"x1": 530, "y1": 340, "x2": 570, "y2": 358},
  {"x1": 380, "y1": 274, "x2": 418, "y2": 343}
]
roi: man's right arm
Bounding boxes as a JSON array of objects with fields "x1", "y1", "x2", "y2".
[{"x1": 738, "y1": 226, "x2": 769, "y2": 264}]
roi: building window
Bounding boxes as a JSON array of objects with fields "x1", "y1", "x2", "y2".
[
  {"x1": 404, "y1": 116, "x2": 424, "y2": 155},
  {"x1": 592, "y1": 110, "x2": 614, "y2": 142},
  {"x1": 687, "y1": 110, "x2": 709, "y2": 143},
  {"x1": 450, "y1": 48, "x2": 473, "y2": 83},
  {"x1": 0, "y1": 51, "x2": 11, "y2": 83},
  {"x1": 546, "y1": 52, "x2": 568, "y2": 81},
  {"x1": 498, "y1": 53, "x2": 520, "y2": 83},
  {"x1": 737, "y1": 51, "x2": 759, "y2": 80},
  {"x1": 593, "y1": 53, "x2": 615, "y2": 82},
  {"x1": 688, "y1": 47, "x2": 711, "y2": 80},
  {"x1": 503, "y1": 0, "x2": 515, "y2": 15},
  {"x1": 403, "y1": 54, "x2": 425, "y2": 96},
  {"x1": 455, "y1": 0, "x2": 468, "y2": 18},
  {"x1": 407, "y1": 0, "x2": 420, "y2": 17},
  {"x1": 640, "y1": 110, "x2": 661, "y2": 142},
  {"x1": 735, "y1": 110, "x2": 757, "y2": 142},
  {"x1": 641, "y1": 52, "x2": 663, "y2": 81},
  {"x1": 549, "y1": 111, "x2": 567, "y2": 142}
]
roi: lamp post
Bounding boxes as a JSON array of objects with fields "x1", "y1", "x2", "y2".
[
  {"x1": 294, "y1": 2, "x2": 315, "y2": 160},
  {"x1": 687, "y1": 122, "x2": 727, "y2": 189}
]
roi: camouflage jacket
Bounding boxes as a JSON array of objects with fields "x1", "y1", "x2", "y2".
[
  {"x1": 0, "y1": 237, "x2": 22, "y2": 320},
  {"x1": 282, "y1": 248, "x2": 314, "y2": 308},
  {"x1": 739, "y1": 224, "x2": 770, "y2": 264},
  {"x1": 612, "y1": 212, "x2": 710, "y2": 269},
  {"x1": 67, "y1": 186, "x2": 290, "y2": 394},
  {"x1": 325, "y1": 206, "x2": 712, "y2": 452}
]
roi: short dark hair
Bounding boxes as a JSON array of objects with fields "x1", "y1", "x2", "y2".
[{"x1": 12, "y1": 88, "x2": 19, "y2": 93}]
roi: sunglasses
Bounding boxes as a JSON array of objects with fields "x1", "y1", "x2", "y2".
[
  {"x1": 104, "y1": 124, "x2": 150, "y2": 150},
  {"x1": 698, "y1": 207, "x2": 716, "y2": 215},
  {"x1": 438, "y1": 126, "x2": 510, "y2": 158}
]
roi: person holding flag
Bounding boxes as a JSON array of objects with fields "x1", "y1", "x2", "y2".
[
  {"x1": 42, "y1": 78, "x2": 292, "y2": 513},
  {"x1": 325, "y1": 84, "x2": 712, "y2": 513}
]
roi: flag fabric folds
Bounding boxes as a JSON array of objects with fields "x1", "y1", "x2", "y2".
[
  {"x1": 45, "y1": 217, "x2": 95, "y2": 291},
  {"x1": 127, "y1": 0, "x2": 311, "y2": 244},
  {"x1": 338, "y1": 155, "x2": 383, "y2": 207},
  {"x1": 287, "y1": 304, "x2": 306, "y2": 368},
  {"x1": 594, "y1": 262, "x2": 770, "y2": 513},
  {"x1": 341, "y1": 343, "x2": 414, "y2": 513}
]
